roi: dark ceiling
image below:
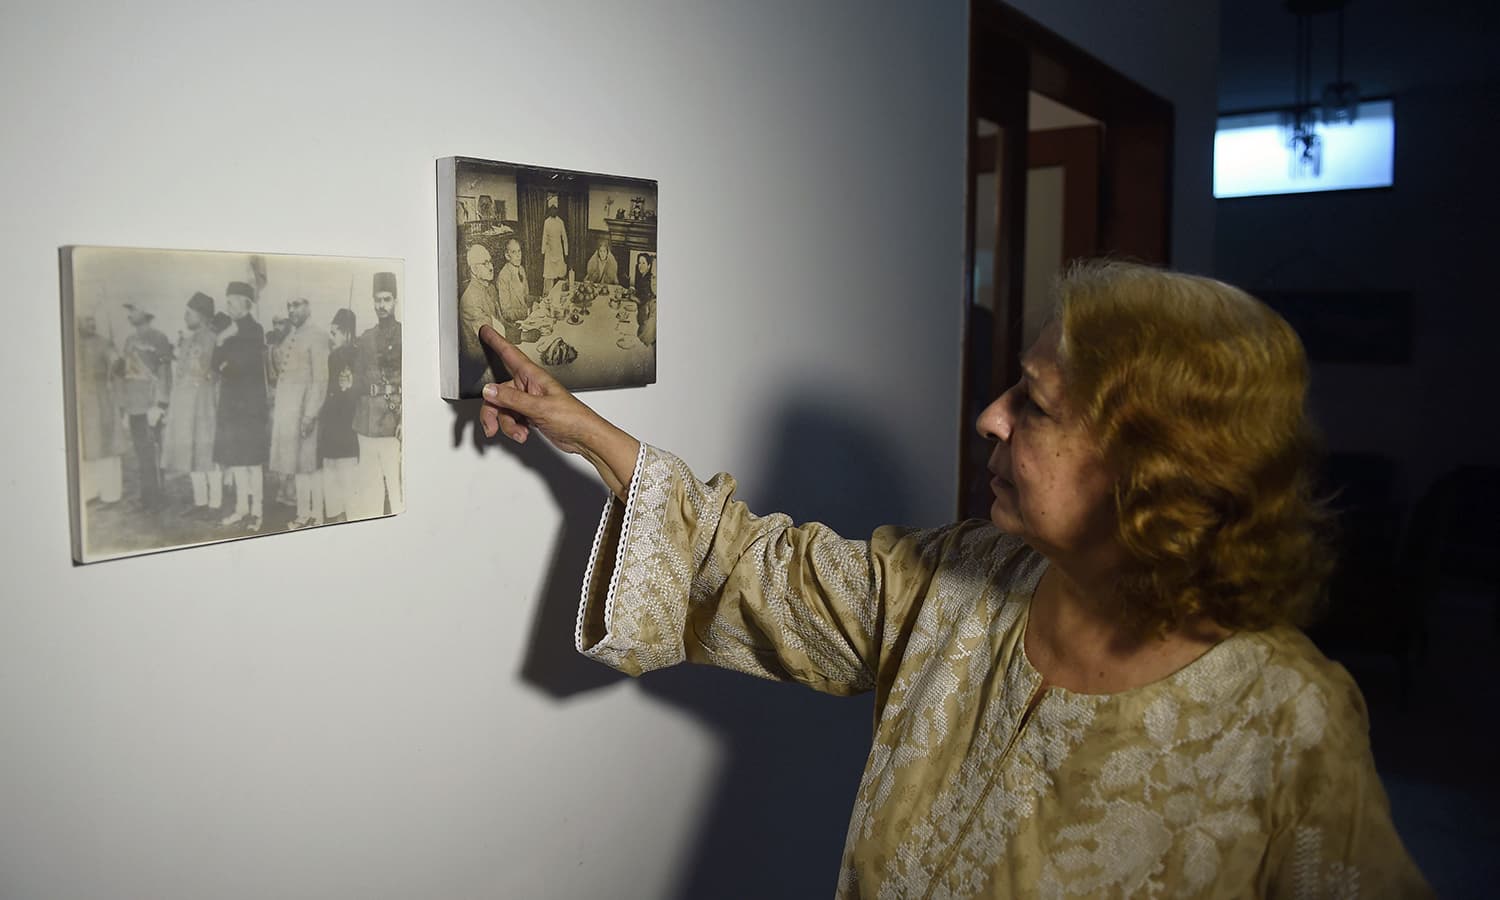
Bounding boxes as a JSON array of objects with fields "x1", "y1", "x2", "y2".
[{"x1": 1218, "y1": 0, "x2": 1497, "y2": 112}]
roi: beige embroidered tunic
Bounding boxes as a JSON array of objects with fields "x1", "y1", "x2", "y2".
[{"x1": 577, "y1": 446, "x2": 1430, "y2": 898}]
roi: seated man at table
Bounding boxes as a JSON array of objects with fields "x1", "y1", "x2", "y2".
[
  {"x1": 497, "y1": 238, "x2": 534, "y2": 326},
  {"x1": 584, "y1": 235, "x2": 620, "y2": 285},
  {"x1": 459, "y1": 242, "x2": 504, "y2": 389}
]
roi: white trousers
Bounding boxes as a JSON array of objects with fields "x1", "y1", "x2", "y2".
[
  {"x1": 321, "y1": 457, "x2": 358, "y2": 519},
  {"x1": 295, "y1": 472, "x2": 323, "y2": 523},
  {"x1": 82, "y1": 456, "x2": 123, "y2": 504},
  {"x1": 351, "y1": 435, "x2": 402, "y2": 519},
  {"x1": 228, "y1": 466, "x2": 264, "y2": 519},
  {"x1": 189, "y1": 468, "x2": 223, "y2": 508}
]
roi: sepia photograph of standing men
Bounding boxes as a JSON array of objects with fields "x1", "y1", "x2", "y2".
[{"x1": 60, "y1": 246, "x2": 405, "y2": 563}]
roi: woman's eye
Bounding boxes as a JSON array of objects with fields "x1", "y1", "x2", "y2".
[{"x1": 1023, "y1": 396, "x2": 1047, "y2": 418}]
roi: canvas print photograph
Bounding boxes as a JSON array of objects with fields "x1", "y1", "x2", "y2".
[
  {"x1": 437, "y1": 157, "x2": 657, "y2": 398},
  {"x1": 60, "y1": 246, "x2": 405, "y2": 563}
]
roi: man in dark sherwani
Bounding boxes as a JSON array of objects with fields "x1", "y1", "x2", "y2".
[{"x1": 212, "y1": 281, "x2": 270, "y2": 530}]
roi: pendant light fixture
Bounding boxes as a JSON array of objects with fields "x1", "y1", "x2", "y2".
[{"x1": 1282, "y1": 0, "x2": 1359, "y2": 178}]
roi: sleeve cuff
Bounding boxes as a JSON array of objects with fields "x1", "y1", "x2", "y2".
[{"x1": 574, "y1": 442, "x2": 688, "y2": 677}]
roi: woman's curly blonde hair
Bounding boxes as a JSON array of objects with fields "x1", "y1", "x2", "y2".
[{"x1": 1055, "y1": 260, "x2": 1333, "y2": 635}]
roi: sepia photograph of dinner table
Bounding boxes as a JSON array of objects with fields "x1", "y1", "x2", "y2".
[{"x1": 508, "y1": 279, "x2": 654, "y2": 391}]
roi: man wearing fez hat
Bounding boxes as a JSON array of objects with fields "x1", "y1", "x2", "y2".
[
  {"x1": 350, "y1": 271, "x2": 403, "y2": 518},
  {"x1": 269, "y1": 296, "x2": 329, "y2": 530},
  {"x1": 541, "y1": 192, "x2": 569, "y2": 294},
  {"x1": 212, "y1": 280, "x2": 271, "y2": 530},
  {"x1": 119, "y1": 301, "x2": 173, "y2": 510},
  {"x1": 162, "y1": 292, "x2": 222, "y2": 514}
]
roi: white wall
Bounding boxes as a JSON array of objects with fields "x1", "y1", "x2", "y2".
[{"x1": 0, "y1": 1, "x2": 967, "y2": 898}]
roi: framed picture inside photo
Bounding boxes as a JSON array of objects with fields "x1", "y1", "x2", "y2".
[
  {"x1": 437, "y1": 156, "x2": 658, "y2": 399},
  {"x1": 59, "y1": 245, "x2": 405, "y2": 563}
]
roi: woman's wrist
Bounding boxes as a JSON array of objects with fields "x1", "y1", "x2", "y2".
[{"x1": 579, "y1": 414, "x2": 640, "y2": 501}]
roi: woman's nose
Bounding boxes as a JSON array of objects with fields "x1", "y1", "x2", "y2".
[{"x1": 976, "y1": 389, "x2": 1015, "y2": 442}]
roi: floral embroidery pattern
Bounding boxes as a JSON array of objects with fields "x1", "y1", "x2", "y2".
[{"x1": 577, "y1": 448, "x2": 1429, "y2": 899}]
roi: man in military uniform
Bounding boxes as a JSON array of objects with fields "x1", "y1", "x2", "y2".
[
  {"x1": 350, "y1": 271, "x2": 403, "y2": 518},
  {"x1": 119, "y1": 303, "x2": 173, "y2": 510},
  {"x1": 74, "y1": 311, "x2": 125, "y2": 506}
]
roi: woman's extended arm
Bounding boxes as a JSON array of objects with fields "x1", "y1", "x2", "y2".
[
  {"x1": 477, "y1": 324, "x2": 639, "y2": 499},
  {"x1": 476, "y1": 324, "x2": 965, "y2": 694}
]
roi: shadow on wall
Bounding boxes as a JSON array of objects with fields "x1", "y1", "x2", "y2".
[
  {"x1": 450, "y1": 397, "x2": 624, "y2": 696},
  {"x1": 644, "y1": 391, "x2": 920, "y2": 899},
  {"x1": 450, "y1": 387, "x2": 922, "y2": 898}
]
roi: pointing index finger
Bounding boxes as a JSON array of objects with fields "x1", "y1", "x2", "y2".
[{"x1": 478, "y1": 324, "x2": 540, "y2": 380}]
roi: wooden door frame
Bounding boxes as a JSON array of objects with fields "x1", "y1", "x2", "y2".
[
  {"x1": 974, "y1": 124, "x2": 1101, "y2": 265},
  {"x1": 1025, "y1": 125, "x2": 1103, "y2": 265},
  {"x1": 959, "y1": 1, "x2": 1175, "y2": 519}
]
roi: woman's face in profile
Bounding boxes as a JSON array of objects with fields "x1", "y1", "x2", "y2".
[{"x1": 975, "y1": 322, "x2": 1116, "y2": 563}]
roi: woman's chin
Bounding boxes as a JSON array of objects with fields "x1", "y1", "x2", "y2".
[{"x1": 988, "y1": 497, "x2": 1022, "y2": 534}]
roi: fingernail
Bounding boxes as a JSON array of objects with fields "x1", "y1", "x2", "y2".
[{"x1": 482, "y1": 384, "x2": 497, "y2": 400}]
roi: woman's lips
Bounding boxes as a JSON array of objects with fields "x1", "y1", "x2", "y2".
[{"x1": 990, "y1": 475, "x2": 1014, "y2": 494}]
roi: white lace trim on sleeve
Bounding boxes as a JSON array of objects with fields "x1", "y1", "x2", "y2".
[{"x1": 575, "y1": 440, "x2": 648, "y2": 654}]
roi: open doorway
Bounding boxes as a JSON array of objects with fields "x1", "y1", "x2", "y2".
[{"x1": 960, "y1": 2, "x2": 1175, "y2": 519}]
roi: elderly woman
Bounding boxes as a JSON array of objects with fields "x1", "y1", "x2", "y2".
[{"x1": 476, "y1": 261, "x2": 1427, "y2": 897}]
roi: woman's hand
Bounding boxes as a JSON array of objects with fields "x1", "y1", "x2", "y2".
[
  {"x1": 478, "y1": 325, "x2": 640, "y2": 499},
  {"x1": 476, "y1": 324, "x2": 589, "y2": 451}
]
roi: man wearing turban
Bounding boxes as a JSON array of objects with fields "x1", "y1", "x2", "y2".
[{"x1": 541, "y1": 193, "x2": 568, "y2": 294}]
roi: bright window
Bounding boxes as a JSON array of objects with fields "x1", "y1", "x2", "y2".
[{"x1": 1214, "y1": 100, "x2": 1394, "y2": 199}]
